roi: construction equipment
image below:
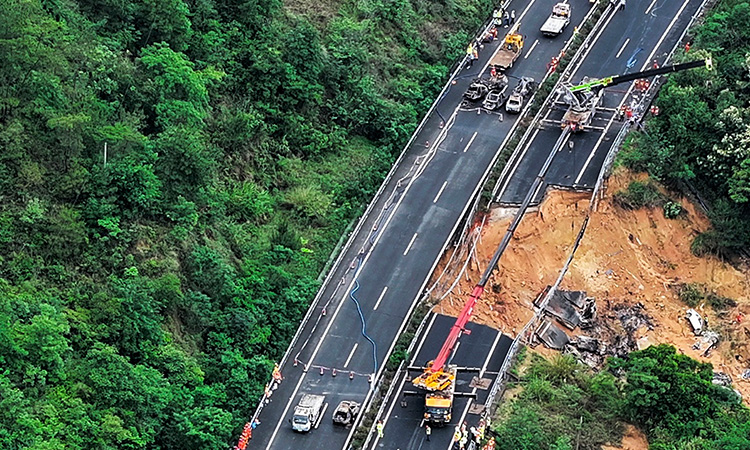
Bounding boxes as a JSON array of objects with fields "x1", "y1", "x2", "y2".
[
  {"x1": 560, "y1": 58, "x2": 712, "y2": 131},
  {"x1": 291, "y1": 394, "x2": 326, "y2": 432},
  {"x1": 540, "y1": 3, "x2": 571, "y2": 37},
  {"x1": 506, "y1": 77, "x2": 536, "y2": 113},
  {"x1": 490, "y1": 23, "x2": 524, "y2": 71}
]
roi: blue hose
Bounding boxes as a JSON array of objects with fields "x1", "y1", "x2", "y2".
[{"x1": 349, "y1": 271, "x2": 379, "y2": 374}]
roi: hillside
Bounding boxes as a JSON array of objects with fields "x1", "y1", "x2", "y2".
[{"x1": 0, "y1": 0, "x2": 497, "y2": 448}]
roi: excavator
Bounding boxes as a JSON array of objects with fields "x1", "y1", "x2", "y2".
[{"x1": 560, "y1": 58, "x2": 712, "y2": 132}]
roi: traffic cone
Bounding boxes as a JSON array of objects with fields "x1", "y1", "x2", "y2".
[
  {"x1": 320, "y1": 367, "x2": 325, "y2": 376},
  {"x1": 349, "y1": 371, "x2": 355, "y2": 380},
  {"x1": 332, "y1": 368, "x2": 337, "y2": 377}
]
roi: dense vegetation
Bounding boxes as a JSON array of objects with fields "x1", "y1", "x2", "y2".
[
  {"x1": 0, "y1": 0, "x2": 496, "y2": 448},
  {"x1": 618, "y1": 0, "x2": 750, "y2": 257},
  {"x1": 493, "y1": 346, "x2": 750, "y2": 450}
]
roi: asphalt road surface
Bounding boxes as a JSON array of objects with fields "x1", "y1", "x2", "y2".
[
  {"x1": 370, "y1": 1, "x2": 706, "y2": 449},
  {"x1": 368, "y1": 314, "x2": 512, "y2": 450},
  {"x1": 250, "y1": 0, "x2": 589, "y2": 448},
  {"x1": 496, "y1": 0, "x2": 705, "y2": 205}
]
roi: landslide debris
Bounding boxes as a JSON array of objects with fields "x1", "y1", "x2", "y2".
[{"x1": 434, "y1": 169, "x2": 750, "y2": 402}]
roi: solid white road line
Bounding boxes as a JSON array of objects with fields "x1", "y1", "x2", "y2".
[
  {"x1": 404, "y1": 233, "x2": 418, "y2": 256},
  {"x1": 575, "y1": 0, "x2": 692, "y2": 186},
  {"x1": 315, "y1": 402, "x2": 328, "y2": 429},
  {"x1": 616, "y1": 38, "x2": 630, "y2": 58},
  {"x1": 433, "y1": 181, "x2": 448, "y2": 203},
  {"x1": 496, "y1": 128, "x2": 540, "y2": 200},
  {"x1": 463, "y1": 131, "x2": 478, "y2": 153},
  {"x1": 446, "y1": 330, "x2": 504, "y2": 450},
  {"x1": 645, "y1": 0, "x2": 659, "y2": 15},
  {"x1": 372, "y1": 314, "x2": 439, "y2": 449},
  {"x1": 344, "y1": 343, "x2": 358, "y2": 368},
  {"x1": 574, "y1": 126, "x2": 610, "y2": 184},
  {"x1": 373, "y1": 286, "x2": 388, "y2": 311},
  {"x1": 524, "y1": 39, "x2": 539, "y2": 59},
  {"x1": 648, "y1": 0, "x2": 691, "y2": 63}
]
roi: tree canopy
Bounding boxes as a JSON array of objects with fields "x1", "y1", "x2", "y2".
[
  {"x1": 618, "y1": 0, "x2": 750, "y2": 257},
  {"x1": 0, "y1": 0, "x2": 496, "y2": 447}
]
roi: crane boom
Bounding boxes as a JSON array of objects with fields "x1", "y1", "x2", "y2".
[{"x1": 569, "y1": 58, "x2": 712, "y2": 93}]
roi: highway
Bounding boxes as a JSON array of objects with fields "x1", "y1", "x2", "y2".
[
  {"x1": 249, "y1": 0, "x2": 588, "y2": 448},
  {"x1": 369, "y1": 314, "x2": 512, "y2": 450},
  {"x1": 371, "y1": 1, "x2": 706, "y2": 449},
  {"x1": 496, "y1": 0, "x2": 705, "y2": 205}
]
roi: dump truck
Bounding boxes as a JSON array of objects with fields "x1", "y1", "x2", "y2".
[
  {"x1": 291, "y1": 394, "x2": 326, "y2": 432},
  {"x1": 332, "y1": 400, "x2": 360, "y2": 426},
  {"x1": 490, "y1": 23, "x2": 524, "y2": 71},
  {"x1": 505, "y1": 77, "x2": 536, "y2": 113},
  {"x1": 540, "y1": 3, "x2": 571, "y2": 37}
]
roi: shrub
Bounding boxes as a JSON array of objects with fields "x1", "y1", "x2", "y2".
[
  {"x1": 663, "y1": 201, "x2": 683, "y2": 219},
  {"x1": 612, "y1": 181, "x2": 664, "y2": 209}
]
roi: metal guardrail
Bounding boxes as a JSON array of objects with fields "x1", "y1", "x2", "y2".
[
  {"x1": 490, "y1": 1, "x2": 611, "y2": 201},
  {"x1": 483, "y1": 0, "x2": 715, "y2": 414}
]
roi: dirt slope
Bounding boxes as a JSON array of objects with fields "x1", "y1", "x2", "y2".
[{"x1": 436, "y1": 169, "x2": 750, "y2": 402}]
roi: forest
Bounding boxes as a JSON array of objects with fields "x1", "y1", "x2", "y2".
[
  {"x1": 0, "y1": 0, "x2": 496, "y2": 448},
  {"x1": 3, "y1": 0, "x2": 750, "y2": 448},
  {"x1": 619, "y1": 0, "x2": 750, "y2": 258},
  {"x1": 493, "y1": 346, "x2": 750, "y2": 450}
]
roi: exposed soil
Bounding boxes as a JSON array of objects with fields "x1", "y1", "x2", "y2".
[
  {"x1": 435, "y1": 168, "x2": 750, "y2": 402},
  {"x1": 602, "y1": 425, "x2": 648, "y2": 450}
]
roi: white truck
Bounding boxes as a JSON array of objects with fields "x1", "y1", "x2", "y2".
[
  {"x1": 291, "y1": 394, "x2": 326, "y2": 432},
  {"x1": 540, "y1": 3, "x2": 571, "y2": 37}
]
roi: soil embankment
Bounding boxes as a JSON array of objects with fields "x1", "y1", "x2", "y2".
[{"x1": 436, "y1": 169, "x2": 750, "y2": 402}]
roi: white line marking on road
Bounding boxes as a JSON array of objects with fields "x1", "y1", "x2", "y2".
[
  {"x1": 463, "y1": 131, "x2": 478, "y2": 153},
  {"x1": 372, "y1": 314, "x2": 438, "y2": 449},
  {"x1": 447, "y1": 330, "x2": 504, "y2": 450},
  {"x1": 645, "y1": 0, "x2": 659, "y2": 15},
  {"x1": 344, "y1": 343, "x2": 358, "y2": 368},
  {"x1": 616, "y1": 38, "x2": 630, "y2": 58},
  {"x1": 496, "y1": 128, "x2": 540, "y2": 200},
  {"x1": 373, "y1": 287, "x2": 388, "y2": 311},
  {"x1": 648, "y1": 0, "x2": 690, "y2": 63},
  {"x1": 404, "y1": 233, "x2": 418, "y2": 256},
  {"x1": 576, "y1": 0, "x2": 691, "y2": 188},
  {"x1": 524, "y1": 39, "x2": 539, "y2": 59},
  {"x1": 433, "y1": 181, "x2": 448, "y2": 203},
  {"x1": 315, "y1": 402, "x2": 328, "y2": 429}
]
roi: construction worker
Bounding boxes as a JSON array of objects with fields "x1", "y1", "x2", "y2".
[
  {"x1": 493, "y1": 8, "x2": 503, "y2": 26},
  {"x1": 376, "y1": 420, "x2": 384, "y2": 438},
  {"x1": 425, "y1": 424, "x2": 431, "y2": 441},
  {"x1": 466, "y1": 43, "x2": 475, "y2": 68},
  {"x1": 453, "y1": 425, "x2": 462, "y2": 444},
  {"x1": 503, "y1": 11, "x2": 510, "y2": 28}
]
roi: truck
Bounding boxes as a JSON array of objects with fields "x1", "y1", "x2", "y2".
[
  {"x1": 490, "y1": 23, "x2": 524, "y2": 71},
  {"x1": 540, "y1": 3, "x2": 571, "y2": 37},
  {"x1": 423, "y1": 366, "x2": 456, "y2": 424},
  {"x1": 332, "y1": 400, "x2": 360, "y2": 426},
  {"x1": 291, "y1": 394, "x2": 326, "y2": 432},
  {"x1": 505, "y1": 77, "x2": 536, "y2": 113}
]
